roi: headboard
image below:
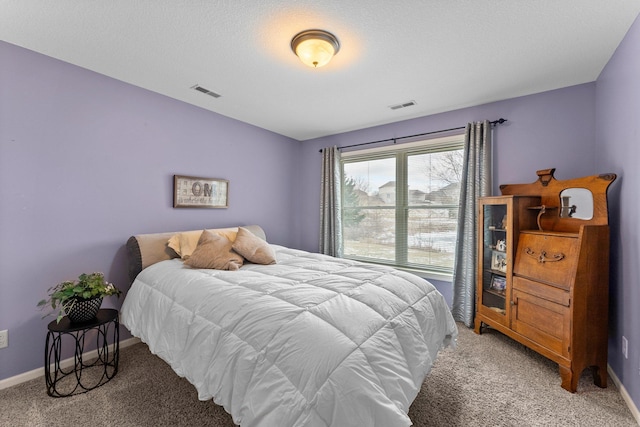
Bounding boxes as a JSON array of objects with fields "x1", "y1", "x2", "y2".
[{"x1": 126, "y1": 225, "x2": 266, "y2": 283}]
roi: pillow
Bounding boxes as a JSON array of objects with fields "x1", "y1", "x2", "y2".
[
  {"x1": 167, "y1": 230, "x2": 201, "y2": 259},
  {"x1": 184, "y1": 230, "x2": 244, "y2": 270},
  {"x1": 168, "y1": 228, "x2": 238, "y2": 259},
  {"x1": 232, "y1": 227, "x2": 276, "y2": 265}
]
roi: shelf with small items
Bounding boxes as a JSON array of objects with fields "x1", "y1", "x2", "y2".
[
  {"x1": 487, "y1": 269, "x2": 506, "y2": 276},
  {"x1": 478, "y1": 195, "x2": 537, "y2": 327},
  {"x1": 484, "y1": 287, "x2": 505, "y2": 298}
]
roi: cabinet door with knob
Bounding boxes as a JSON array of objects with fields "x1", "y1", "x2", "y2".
[
  {"x1": 474, "y1": 196, "x2": 539, "y2": 332},
  {"x1": 511, "y1": 275, "x2": 571, "y2": 358}
]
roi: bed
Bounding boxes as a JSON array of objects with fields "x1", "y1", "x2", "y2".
[{"x1": 120, "y1": 225, "x2": 457, "y2": 427}]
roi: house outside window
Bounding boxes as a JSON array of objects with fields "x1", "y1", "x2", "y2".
[{"x1": 340, "y1": 134, "x2": 464, "y2": 278}]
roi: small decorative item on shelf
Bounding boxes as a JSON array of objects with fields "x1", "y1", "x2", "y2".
[
  {"x1": 500, "y1": 215, "x2": 508, "y2": 229},
  {"x1": 38, "y1": 272, "x2": 122, "y2": 323},
  {"x1": 491, "y1": 251, "x2": 507, "y2": 273},
  {"x1": 490, "y1": 275, "x2": 507, "y2": 292}
]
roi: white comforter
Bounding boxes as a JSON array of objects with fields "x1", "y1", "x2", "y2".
[{"x1": 121, "y1": 245, "x2": 457, "y2": 427}]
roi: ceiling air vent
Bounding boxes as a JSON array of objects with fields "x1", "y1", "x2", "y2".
[
  {"x1": 389, "y1": 100, "x2": 416, "y2": 110},
  {"x1": 191, "y1": 84, "x2": 221, "y2": 98}
]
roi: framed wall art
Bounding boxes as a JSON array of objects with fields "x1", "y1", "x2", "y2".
[{"x1": 173, "y1": 175, "x2": 228, "y2": 208}]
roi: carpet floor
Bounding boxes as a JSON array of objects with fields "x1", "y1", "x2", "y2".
[{"x1": 1, "y1": 324, "x2": 636, "y2": 426}]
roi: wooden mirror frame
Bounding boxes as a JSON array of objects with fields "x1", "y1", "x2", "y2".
[{"x1": 499, "y1": 168, "x2": 616, "y2": 233}]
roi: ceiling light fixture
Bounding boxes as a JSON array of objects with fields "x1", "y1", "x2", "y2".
[{"x1": 290, "y1": 29, "x2": 340, "y2": 68}]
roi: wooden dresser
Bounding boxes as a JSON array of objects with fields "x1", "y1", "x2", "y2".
[{"x1": 474, "y1": 169, "x2": 616, "y2": 392}]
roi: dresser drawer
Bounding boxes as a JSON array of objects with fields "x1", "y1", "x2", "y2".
[
  {"x1": 514, "y1": 232, "x2": 579, "y2": 289},
  {"x1": 512, "y1": 276, "x2": 570, "y2": 306}
]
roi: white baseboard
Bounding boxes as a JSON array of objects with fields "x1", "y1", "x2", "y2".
[
  {"x1": 608, "y1": 364, "x2": 640, "y2": 425},
  {"x1": 0, "y1": 337, "x2": 140, "y2": 392}
]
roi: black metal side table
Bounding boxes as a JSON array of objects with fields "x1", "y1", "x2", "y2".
[{"x1": 45, "y1": 308, "x2": 119, "y2": 397}]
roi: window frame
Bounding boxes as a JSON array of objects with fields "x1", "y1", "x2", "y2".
[{"x1": 340, "y1": 134, "x2": 465, "y2": 281}]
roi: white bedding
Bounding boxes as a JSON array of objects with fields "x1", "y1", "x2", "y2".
[{"x1": 121, "y1": 245, "x2": 457, "y2": 427}]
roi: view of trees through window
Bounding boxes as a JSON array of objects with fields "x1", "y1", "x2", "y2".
[{"x1": 341, "y1": 144, "x2": 463, "y2": 273}]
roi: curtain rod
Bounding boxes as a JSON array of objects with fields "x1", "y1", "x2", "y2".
[{"x1": 319, "y1": 118, "x2": 507, "y2": 153}]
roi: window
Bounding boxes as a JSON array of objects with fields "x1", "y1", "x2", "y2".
[{"x1": 341, "y1": 134, "x2": 464, "y2": 277}]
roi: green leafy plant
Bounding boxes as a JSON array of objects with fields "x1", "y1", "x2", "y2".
[{"x1": 38, "y1": 272, "x2": 122, "y2": 323}]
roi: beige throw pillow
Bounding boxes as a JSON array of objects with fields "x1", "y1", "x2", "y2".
[
  {"x1": 184, "y1": 230, "x2": 244, "y2": 270},
  {"x1": 167, "y1": 230, "x2": 202, "y2": 259},
  {"x1": 168, "y1": 228, "x2": 239, "y2": 259},
  {"x1": 232, "y1": 227, "x2": 276, "y2": 265}
]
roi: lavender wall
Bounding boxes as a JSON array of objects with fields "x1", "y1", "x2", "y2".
[
  {"x1": 296, "y1": 83, "x2": 597, "y2": 253},
  {"x1": 0, "y1": 41, "x2": 300, "y2": 380},
  {"x1": 595, "y1": 13, "x2": 640, "y2": 409}
]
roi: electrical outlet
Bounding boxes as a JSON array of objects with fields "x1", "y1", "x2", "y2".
[
  {"x1": 622, "y1": 336, "x2": 628, "y2": 359},
  {"x1": 0, "y1": 329, "x2": 7, "y2": 349}
]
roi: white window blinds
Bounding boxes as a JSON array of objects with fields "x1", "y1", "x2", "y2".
[{"x1": 341, "y1": 134, "x2": 464, "y2": 276}]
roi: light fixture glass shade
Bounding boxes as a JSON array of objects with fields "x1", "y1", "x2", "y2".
[{"x1": 291, "y1": 30, "x2": 340, "y2": 68}]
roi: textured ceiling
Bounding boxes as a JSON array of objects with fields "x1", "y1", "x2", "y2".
[{"x1": 2, "y1": 1, "x2": 640, "y2": 141}]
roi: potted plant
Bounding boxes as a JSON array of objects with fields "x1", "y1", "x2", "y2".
[{"x1": 38, "y1": 272, "x2": 122, "y2": 323}]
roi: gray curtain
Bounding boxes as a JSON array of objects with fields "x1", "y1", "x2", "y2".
[
  {"x1": 319, "y1": 146, "x2": 343, "y2": 257},
  {"x1": 452, "y1": 120, "x2": 492, "y2": 327}
]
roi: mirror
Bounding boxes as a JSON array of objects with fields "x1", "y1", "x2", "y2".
[{"x1": 559, "y1": 188, "x2": 593, "y2": 220}]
